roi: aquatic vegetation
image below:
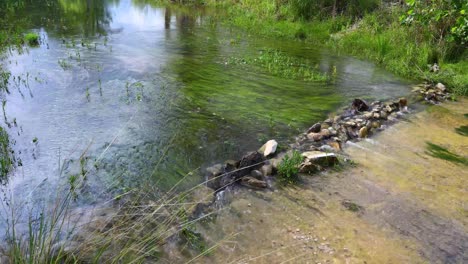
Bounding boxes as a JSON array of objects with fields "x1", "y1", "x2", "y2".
[
  {"x1": 425, "y1": 142, "x2": 467, "y2": 166},
  {"x1": 196, "y1": 0, "x2": 467, "y2": 95},
  {"x1": 58, "y1": 59, "x2": 72, "y2": 70},
  {"x1": 0, "y1": 127, "x2": 13, "y2": 180},
  {"x1": 228, "y1": 49, "x2": 330, "y2": 82},
  {"x1": 24, "y1": 32, "x2": 39, "y2": 46},
  {"x1": 85, "y1": 86, "x2": 90, "y2": 101},
  {"x1": 277, "y1": 150, "x2": 303, "y2": 184}
]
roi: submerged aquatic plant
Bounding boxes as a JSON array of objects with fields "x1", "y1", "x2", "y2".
[
  {"x1": 425, "y1": 142, "x2": 467, "y2": 166},
  {"x1": 24, "y1": 32, "x2": 39, "y2": 46},
  {"x1": 227, "y1": 49, "x2": 330, "y2": 82}
]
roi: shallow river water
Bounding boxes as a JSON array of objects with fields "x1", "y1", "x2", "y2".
[
  {"x1": 4, "y1": 1, "x2": 465, "y2": 263},
  {"x1": 1, "y1": 0, "x2": 411, "y2": 217}
]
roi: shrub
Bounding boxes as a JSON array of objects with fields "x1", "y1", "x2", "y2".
[{"x1": 277, "y1": 150, "x2": 303, "y2": 183}]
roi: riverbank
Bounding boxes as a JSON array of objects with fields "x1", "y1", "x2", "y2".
[{"x1": 157, "y1": 0, "x2": 467, "y2": 96}]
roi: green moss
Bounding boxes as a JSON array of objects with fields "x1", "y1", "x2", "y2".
[
  {"x1": 425, "y1": 142, "x2": 467, "y2": 166},
  {"x1": 24, "y1": 32, "x2": 39, "y2": 46}
]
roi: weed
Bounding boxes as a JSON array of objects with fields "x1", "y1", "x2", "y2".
[{"x1": 277, "y1": 150, "x2": 303, "y2": 184}]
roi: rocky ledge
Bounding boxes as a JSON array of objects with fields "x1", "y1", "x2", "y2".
[{"x1": 205, "y1": 82, "x2": 450, "y2": 192}]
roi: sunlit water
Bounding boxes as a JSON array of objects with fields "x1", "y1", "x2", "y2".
[{"x1": 0, "y1": 0, "x2": 413, "y2": 236}]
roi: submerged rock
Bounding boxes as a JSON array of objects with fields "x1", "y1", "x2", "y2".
[
  {"x1": 352, "y1": 98, "x2": 370, "y2": 112},
  {"x1": 260, "y1": 163, "x2": 273, "y2": 176},
  {"x1": 250, "y1": 169, "x2": 263, "y2": 180},
  {"x1": 237, "y1": 151, "x2": 265, "y2": 177},
  {"x1": 241, "y1": 176, "x2": 267, "y2": 189}
]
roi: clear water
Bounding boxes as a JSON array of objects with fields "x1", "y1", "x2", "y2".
[{"x1": 0, "y1": 0, "x2": 412, "y2": 228}]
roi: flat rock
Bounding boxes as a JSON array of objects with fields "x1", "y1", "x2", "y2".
[{"x1": 301, "y1": 151, "x2": 339, "y2": 167}]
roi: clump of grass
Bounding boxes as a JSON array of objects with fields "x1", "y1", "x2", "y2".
[
  {"x1": 425, "y1": 142, "x2": 467, "y2": 166},
  {"x1": 24, "y1": 32, "x2": 39, "y2": 46},
  {"x1": 277, "y1": 150, "x2": 303, "y2": 184}
]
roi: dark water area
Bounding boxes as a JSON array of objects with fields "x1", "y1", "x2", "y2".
[{"x1": 0, "y1": 0, "x2": 413, "y2": 234}]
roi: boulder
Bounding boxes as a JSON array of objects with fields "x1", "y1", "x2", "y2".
[
  {"x1": 259, "y1": 139, "x2": 278, "y2": 157},
  {"x1": 351, "y1": 98, "x2": 370, "y2": 112},
  {"x1": 241, "y1": 177, "x2": 267, "y2": 189},
  {"x1": 307, "y1": 123, "x2": 321, "y2": 133}
]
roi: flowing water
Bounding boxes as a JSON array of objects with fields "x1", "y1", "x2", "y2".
[
  {"x1": 1, "y1": 0, "x2": 410, "y2": 213},
  {"x1": 181, "y1": 100, "x2": 467, "y2": 264},
  {"x1": 4, "y1": 1, "x2": 465, "y2": 262}
]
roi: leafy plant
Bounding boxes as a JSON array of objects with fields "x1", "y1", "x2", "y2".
[
  {"x1": 277, "y1": 150, "x2": 303, "y2": 183},
  {"x1": 400, "y1": 0, "x2": 467, "y2": 48}
]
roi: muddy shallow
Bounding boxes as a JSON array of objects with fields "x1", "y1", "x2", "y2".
[{"x1": 164, "y1": 99, "x2": 467, "y2": 263}]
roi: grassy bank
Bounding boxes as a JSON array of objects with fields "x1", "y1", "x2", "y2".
[{"x1": 177, "y1": 0, "x2": 467, "y2": 96}]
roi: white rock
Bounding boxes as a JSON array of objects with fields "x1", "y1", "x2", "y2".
[{"x1": 259, "y1": 139, "x2": 278, "y2": 157}]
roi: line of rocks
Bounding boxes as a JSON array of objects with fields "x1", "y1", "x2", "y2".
[{"x1": 205, "y1": 82, "x2": 450, "y2": 191}]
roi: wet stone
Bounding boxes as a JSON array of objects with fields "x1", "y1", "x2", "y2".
[
  {"x1": 307, "y1": 123, "x2": 321, "y2": 133},
  {"x1": 241, "y1": 176, "x2": 267, "y2": 189}
]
